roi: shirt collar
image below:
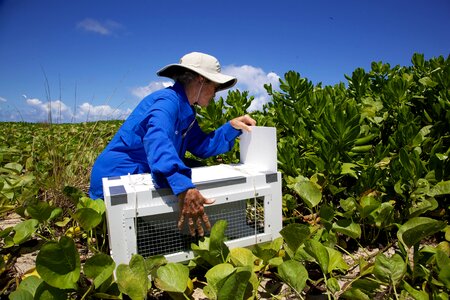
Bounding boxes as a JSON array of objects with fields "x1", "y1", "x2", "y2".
[{"x1": 172, "y1": 81, "x2": 196, "y2": 120}]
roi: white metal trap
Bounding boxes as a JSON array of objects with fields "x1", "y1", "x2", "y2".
[{"x1": 102, "y1": 126, "x2": 282, "y2": 265}]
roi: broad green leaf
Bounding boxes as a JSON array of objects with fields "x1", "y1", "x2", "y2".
[
  {"x1": 10, "y1": 276, "x2": 43, "y2": 300},
  {"x1": 293, "y1": 180, "x2": 322, "y2": 209},
  {"x1": 270, "y1": 236, "x2": 284, "y2": 251},
  {"x1": 358, "y1": 258, "x2": 374, "y2": 277},
  {"x1": 36, "y1": 236, "x2": 81, "y2": 289},
  {"x1": 372, "y1": 201, "x2": 395, "y2": 228},
  {"x1": 26, "y1": 202, "x2": 54, "y2": 223},
  {"x1": 204, "y1": 263, "x2": 235, "y2": 299},
  {"x1": 0, "y1": 226, "x2": 13, "y2": 238},
  {"x1": 205, "y1": 263, "x2": 235, "y2": 287},
  {"x1": 9, "y1": 289, "x2": 33, "y2": 300},
  {"x1": 4, "y1": 162, "x2": 23, "y2": 173},
  {"x1": 412, "y1": 125, "x2": 432, "y2": 148},
  {"x1": 54, "y1": 217, "x2": 71, "y2": 227},
  {"x1": 319, "y1": 205, "x2": 334, "y2": 231},
  {"x1": 268, "y1": 256, "x2": 283, "y2": 267},
  {"x1": 430, "y1": 180, "x2": 450, "y2": 196},
  {"x1": 436, "y1": 250, "x2": 450, "y2": 288},
  {"x1": 408, "y1": 198, "x2": 438, "y2": 218},
  {"x1": 34, "y1": 281, "x2": 68, "y2": 300},
  {"x1": 312, "y1": 130, "x2": 327, "y2": 142},
  {"x1": 373, "y1": 253, "x2": 406, "y2": 285},
  {"x1": 341, "y1": 163, "x2": 359, "y2": 178},
  {"x1": 252, "y1": 238, "x2": 282, "y2": 263},
  {"x1": 327, "y1": 277, "x2": 340, "y2": 293},
  {"x1": 15, "y1": 275, "x2": 43, "y2": 297},
  {"x1": 332, "y1": 219, "x2": 361, "y2": 239},
  {"x1": 319, "y1": 205, "x2": 335, "y2": 222},
  {"x1": 73, "y1": 207, "x2": 102, "y2": 231},
  {"x1": 436, "y1": 153, "x2": 448, "y2": 161},
  {"x1": 208, "y1": 219, "x2": 230, "y2": 262},
  {"x1": 63, "y1": 186, "x2": 85, "y2": 204},
  {"x1": 328, "y1": 184, "x2": 346, "y2": 195},
  {"x1": 13, "y1": 219, "x2": 39, "y2": 245},
  {"x1": 304, "y1": 240, "x2": 329, "y2": 274},
  {"x1": 155, "y1": 263, "x2": 189, "y2": 293},
  {"x1": 229, "y1": 247, "x2": 255, "y2": 268},
  {"x1": 397, "y1": 217, "x2": 446, "y2": 248},
  {"x1": 3, "y1": 236, "x2": 14, "y2": 248},
  {"x1": 280, "y1": 223, "x2": 310, "y2": 254},
  {"x1": 341, "y1": 288, "x2": 371, "y2": 300},
  {"x1": 277, "y1": 260, "x2": 308, "y2": 294},
  {"x1": 358, "y1": 195, "x2": 380, "y2": 219},
  {"x1": 374, "y1": 157, "x2": 391, "y2": 169},
  {"x1": 402, "y1": 281, "x2": 429, "y2": 300},
  {"x1": 217, "y1": 267, "x2": 251, "y2": 300},
  {"x1": 116, "y1": 254, "x2": 149, "y2": 300},
  {"x1": 437, "y1": 241, "x2": 450, "y2": 256},
  {"x1": 144, "y1": 255, "x2": 167, "y2": 275},
  {"x1": 412, "y1": 53, "x2": 425, "y2": 68},
  {"x1": 419, "y1": 76, "x2": 438, "y2": 87},
  {"x1": 77, "y1": 196, "x2": 106, "y2": 215},
  {"x1": 192, "y1": 220, "x2": 230, "y2": 266},
  {"x1": 83, "y1": 253, "x2": 116, "y2": 288},
  {"x1": 340, "y1": 197, "x2": 357, "y2": 213},
  {"x1": 205, "y1": 284, "x2": 228, "y2": 300},
  {"x1": 352, "y1": 278, "x2": 380, "y2": 293},
  {"x1": 399, "y1": 148, "x2": 413, "y2": 176},
  {"x1": 48, "y1": 208, "x2": 63, "y2": 222},
  {"x1": 326, "y1": 246, "x2": 348, "y2": 273}
]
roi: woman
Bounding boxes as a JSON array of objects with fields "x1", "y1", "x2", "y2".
[{"x1": 89, "y1": 52, "x2": 256, "y2": 236}]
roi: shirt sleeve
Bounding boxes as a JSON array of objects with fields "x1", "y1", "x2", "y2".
[
  {"x1": 186, "y1": 121, "x2": 242, "y2": 159},
  {"x1": 143, "y1": 97, "x2": 195, "y2": 195}
]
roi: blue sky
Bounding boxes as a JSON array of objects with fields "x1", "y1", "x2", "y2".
[{"x1": 1, "y1": 0, "x2": 449, "y2": 122}]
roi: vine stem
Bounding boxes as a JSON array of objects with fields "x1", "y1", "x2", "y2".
[
  {"x1": 34, "y1": 232, "x2": 50, "y2": 242},
  {"x1": 392, "y1": 278, "x2": 399, "y2": 300},
  {"x1": 80, "y1": 284, "x2": 93, "y2": 300},
  {"x1": 323, "y1": 274, "x2": 332, "y2": 300}
]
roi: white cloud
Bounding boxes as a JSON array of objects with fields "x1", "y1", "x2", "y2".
[
  {"x1": 76, "y1": 18, "x2": 123, "y2": 36},
  {"x1": 76, "y1": 102, "x2": 131, "y2": 121},
  {"x1": 0, "y1": 96, "x2": 6, "y2": 102},
  {"x1": 0, "y1": 97, "x2": 132, "y2": 123},
  {"x1": 131, "y1": 81, "x2": 173, "y2": 99},
  {"x1": 26, "y1": 98, "x2": 77, "y2": 122},
  {"x1": 27, "y1": 98, "x2": 71, "y2": 114},
  {"x1": 222, "y1": 65, "x2": 280, "y2": 111}
]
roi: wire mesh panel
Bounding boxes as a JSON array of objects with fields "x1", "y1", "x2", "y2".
[{"x1": 136, "y1": 197, "x2": 265, "y2": 258}]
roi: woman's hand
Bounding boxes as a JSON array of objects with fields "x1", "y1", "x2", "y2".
[
  {"x1": 177, "y1": 188, "x2": 215, "y2": 236},
  {"x1": 230, "y1": 114, "x2": 256, "y2": 132}
]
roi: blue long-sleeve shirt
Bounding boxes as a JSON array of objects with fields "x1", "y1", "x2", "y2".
[{"x1": 89, "y1": 82, "x2": 241, "y2": 199}]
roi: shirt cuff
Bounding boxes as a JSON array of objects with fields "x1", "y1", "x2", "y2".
[
  {"x1": 224, "y1": 121, "x2": 242, "y2": 142},
  {"x1": 166, "y1": 172, "x2": 196, "y2": 196}
]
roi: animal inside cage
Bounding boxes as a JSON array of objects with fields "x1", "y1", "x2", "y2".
[{"x1": 103, "y1": 127, "x2": 282, "y2": 265}]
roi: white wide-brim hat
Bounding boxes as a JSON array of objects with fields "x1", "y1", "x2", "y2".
[{"x1": 157, "y1": 52, "x2": 237, "y2": 92}]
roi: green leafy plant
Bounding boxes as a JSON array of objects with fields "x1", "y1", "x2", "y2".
[{"x1": 2, "y1": 53, "x2": 449, "y2": 299}]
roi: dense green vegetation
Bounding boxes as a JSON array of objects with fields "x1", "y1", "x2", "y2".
[{"x1": 1, "y1": 53, "x2": 449, "y2": 299}]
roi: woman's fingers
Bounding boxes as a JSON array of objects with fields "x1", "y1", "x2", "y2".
[
  {"x1": 230, "y1": 114, "x2": 257, "y2": 132},
  {"x1": 177, "y1": 189, "x2": 215, "y2": 236}
]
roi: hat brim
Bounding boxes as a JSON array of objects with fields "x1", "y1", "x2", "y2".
[{"x1": 157, "y1": 64, "x2": 237, "y2": 92}]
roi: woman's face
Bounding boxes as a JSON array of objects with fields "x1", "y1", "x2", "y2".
[{"x1": 195, "y1": 78, "x2": 220, "y2": 107}]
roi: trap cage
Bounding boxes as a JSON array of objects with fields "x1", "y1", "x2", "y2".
[{"x1": 103, "y1": 127, "x2": 282, "y2": 265}]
